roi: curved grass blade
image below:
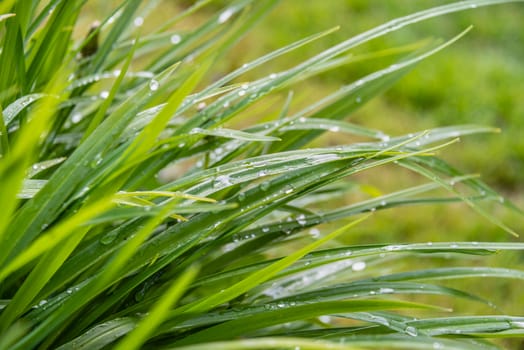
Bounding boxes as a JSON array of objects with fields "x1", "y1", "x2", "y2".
[
  {"x1": 173, "y1": 299, "x2": 439, "y2": 345},
  {"x1": 2, "y1": 93, "x2": 49, "y2": 125},
  {"x1": 113, "y1": 265, "x2": 200, "y2": 350}
]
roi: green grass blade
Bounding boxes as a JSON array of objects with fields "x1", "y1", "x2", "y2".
[
  {"x1": 181, "y1": 215, "x2": 371, "y2": 315},
  {"x1": 174, "y1": 299, "x2": 438, "y2": 345},
  {"x1": 114, "y1": 265, "x2": 199, "y2": 350}
]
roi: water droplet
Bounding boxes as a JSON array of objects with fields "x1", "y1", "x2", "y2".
[
  {"x1": 238, "y1": 192, "x2": 246, "y2": 201},
  {"x1": 371, "y1": 315, "x2": 390, "y2": 326},
  {"x1": 355, "y1": 96, "x2": 362, "y2": 103},
  {"x1": 284, "y1": 185, "x2": 294, "y2": 194},
  {"x1": 113, "y1": 69, "x2": 121, "y2": 77},
  {"x1": 379, "y1": 287, "x2": 395, "y2": 294},
  {"x1": 197, "y1": 102, "x2": 207, "y2": 111},
  {"x1": 100, "y1": 231, "x2": 118, "y2": 245},
  {"x1": 100, "y1": 90, "x2": 109, "y2": 99},
  {"x1": 308, "y1": 228, "x2": 320, "y2": 238},
  {"x1": 433, "y1": 342, "x2": 444, "y2": 349},
  {"x1": 223, "y1": 101, "x2": 230, "y2": 108},
  {"x1": 170, "y1": 34, "x2": 182, "y2": 44},
  {"x1": 238, "y1": 90, "x2": 246, "y2": 97},
  {"x1": 405, "y1": 325, "x2": 418, "y2": 337},
  {"x1": 350, "y1": 157, "x2": 365, "y2": 166},
  {"x1": 296, "y1": 214, "x2": 307, "y2": 226},
  {"x1": 380, "y1": 200, "x2": 387, "y2": 206},
  {"x1": 260, "y1": 182, "x2": 270, "y2": 191},
  {"x1": 218, "y1": 8, "x2": 234, "y2": 23},
  {"x1": 269, "y1": 73, "x2": 277, "y2": 79},
  {"x1": 262, "y1": 227, "x2": 270, "y2": 233},
  {"x1": 77, "y1": 186, "x2": 90, "y2": 197},
  {"x1": 38, "y1": 299, "x2": 48, "y2": 306},
  {"x1": 71, "y1": 113, "x2": 82, "y2": 124},
  {"x1": 329, "y1": 126, "x2": 340, "y2": 132},
  {"x1": 352, "y1": 261, "x2": 366, "y2": 271},
  {"x1": 149, "y1": 79, "x2": 159, "y2": 91},
  {"x1": 319, "y1": 315, "x2": 331, "y2": 323},
  {"x1": 213, "y1": 175, "x2": 232, "y2": 188},
  {"x1": 90, "y1": 153, "x2": 103, "y2": 168},
  {"x1": 306, "y1": 153, "x2": 340, "y2": 164},
  {"x1": 134, "y1": 17, "x2": 144, "y2": 27}
]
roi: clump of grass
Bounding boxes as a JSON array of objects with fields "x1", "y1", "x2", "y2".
[{"x1": 0, "y1": 1, "x2": 523, "y2": 349}]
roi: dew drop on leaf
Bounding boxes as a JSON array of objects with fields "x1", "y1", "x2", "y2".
[
  {"x1": 405, "y1": 326, "x2": 418, "y2": 337},
  {"x1": 218, "y1": 8, "x2": 234, "y2": 24},
  {"x1": 352, "y1": 261, "x2": 366, "y2": 271},
  {"x1": 100, "y1": 231, "x2": 118, "y2": 245},
  {"x1": 170, "y1": 34, "x2": 181, "y2": 44},
  {"x1": 149, "y1": 79, "x2": 159, "y2": 91},
  {"x1": 296, "y1": 214, "x2": 307, "y2": 226},
  {"x1": 309, "y1": 228, "x2": 320, "y2": 238},
  {"x1": 260, "y1": 182, "x2": 270, "y2": 191},
  {"x1": 213, "y1": 175, "x2": 232, "y2": 188},
  {"x1": 71, "y1": 113, "x2": 82, "y2": 124},
  {"x1": 134, "y1": 17, "x2": 144, "y2": 27}
]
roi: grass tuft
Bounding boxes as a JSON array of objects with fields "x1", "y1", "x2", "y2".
[{"x1": 0, "y1": 1, "x2": 522, "y2": 349}]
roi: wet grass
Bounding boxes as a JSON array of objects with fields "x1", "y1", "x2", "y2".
[{"x1": 0, "y1": 1, "x2": 523, "y2": 349}]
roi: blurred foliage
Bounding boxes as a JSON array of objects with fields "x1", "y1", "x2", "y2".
[{"x1": 228, "y1": 0, "x2": 524, "y2": 192}]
